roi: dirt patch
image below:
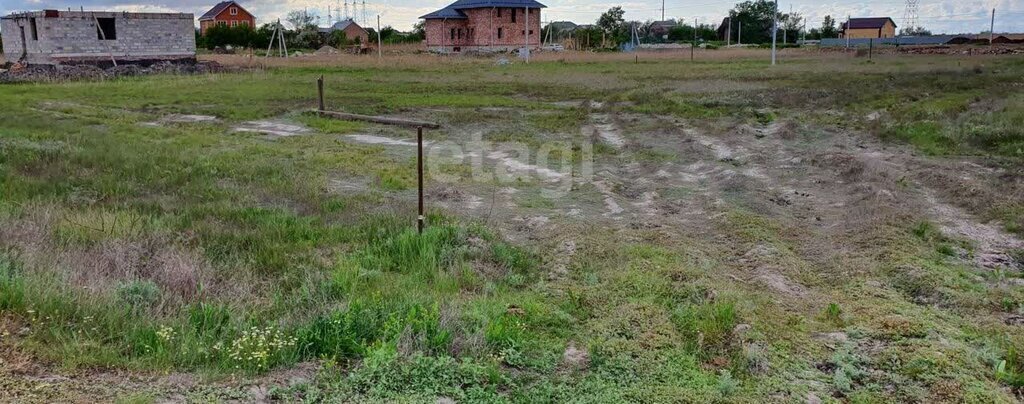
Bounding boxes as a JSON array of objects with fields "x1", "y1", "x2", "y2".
[
  {"x1": 233, "y1": 120, "x2": 310, "y2": 138},
  {"x1": 923, "y1": 190, "x2": 1024, "y2": 271},
  {"x1": 142, "y1": 114, "x2": 219, "y2": 127},
  {"x1": 345, "y1": 134, "x2": 423, "y2": 147},
  {"x1": 583, "y1": 114, "x2": 626, "y2": 149}
]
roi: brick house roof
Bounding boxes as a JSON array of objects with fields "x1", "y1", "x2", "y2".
[
  {"x1": 422, "y1": 0, "x2": 546, "y2": 19},
  {"x1": 199, "y1": 1, "x2": 250, "y2": 21},
  {"x1": 840, "y1": 17, "x2": 897, "y2": 30},
  {"x1": 421, "y1": 6, "x2": 468, "y2": 19}
]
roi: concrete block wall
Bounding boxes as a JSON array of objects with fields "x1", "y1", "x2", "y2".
[{"x1": 1, "y1": 11, "x2": 195, "y2": 64}]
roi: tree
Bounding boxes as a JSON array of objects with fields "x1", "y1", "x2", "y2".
[
  {"x1": 597, "y1": 6, "x2": 625, "y2": 33},
  {"x1": 286, "y1": 10, "x2": 316, "y2": 31},
  {"x1": 200, "y1": 24, "x2": 262, "y2": 50},
  {"x1": 727, "y1": 0, "x2": 779, "y2": 44},
  {"x1": 820, "y1": 15, "x2": 837, "y2": 38},
  {"x1": 327, "y1": 31, "x2": 349, "y2": 48},
  {"x1": 900, "y1": 26, "x2": 931, "y2": 36},
  {"x1": 412, "y1": 21, "x2": 426, "y2": 39},
  {"x1": 596, "y1": 7, "x2": 629, "y2": 46},
  {"x1": 781, "y1": 12, "x2": 803, "y2": 42}
]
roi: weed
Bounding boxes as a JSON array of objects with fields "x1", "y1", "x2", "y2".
[
  {"x1": 671, "y1": 301, "x2": 738, "y2": 358},
  {"x1": 115, "y1": 281, "x2": 161, "y2": 311},
  {"x1": 823, "y1": 303, "x2": 845, "y2": 327}
]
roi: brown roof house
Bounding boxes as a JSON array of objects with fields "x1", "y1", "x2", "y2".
[
  {"x1": 1, "y1": 10, "x2": 195, "y2": 65},
  {"x1": 421, "y1": 0, "x2": 546, "y2": 53},
  {"x1": 319, "y1": 19, "x2": 370, "y2": 46},
  {"x1": 199, "y1": 1, "x2": 256, "y2": 35},
  {"x1": 840, "y1": 17, "x2": 897, "y2": 39}
]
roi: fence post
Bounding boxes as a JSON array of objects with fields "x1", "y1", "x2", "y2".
[
  {"x1": 869, "y1": 39, "x2": 873, "y2": 60},
  {"x1": 317, "y1": 75, "x2": 325, "y2": 111},
  {"x1": 417, "y1": 126, "x2": 425, "y2": 234}
]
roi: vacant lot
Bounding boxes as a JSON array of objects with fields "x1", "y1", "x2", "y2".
[{"x1": 1, "y1": 50, "x2": 1023, "y2": 402}]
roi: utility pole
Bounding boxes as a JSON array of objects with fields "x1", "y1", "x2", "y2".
[
  {"x1": 989, "y1": 8, "x2": 995, "y2": 48},
  {"x1": 377, "y1": 14, "x2": 382, "y2": 59},
  {"x1": 661, "y1": 0, "x2": 665, "y2": 21},
  {"x1": 726, "y1": 16, "x2": 731, "y2": 46},
  {"x1": 692, "y1": 17, "x2": 697, "y2": 61},
  {"x1": 771, "y1": 0, "x2": 778, "y2": 65},
  {"x1": 846, "y1": 15, "x2": 850, "y2": 49},
  {"x1": 738, "y1": 21, "x2": 742, "y2": 45}
]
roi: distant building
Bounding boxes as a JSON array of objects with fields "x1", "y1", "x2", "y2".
[
  {"x1": 840, "y1": 17, "x2": 897, "y2": 39},
  {"x1": 319, "y1": 19, "x2": 370, "y2": 46},
  {"x1": 421, "y1": 0, "x2": 546, "y2": 53},
  {"x1": 199, "y1": 1, "x2": 256, "y2": 35},
  {"x1": 1, "y1": 10, "x2": 196, "y2": 65},
  {"x1": 649, "y1": 20, "x2": 678, "y2": 39}
]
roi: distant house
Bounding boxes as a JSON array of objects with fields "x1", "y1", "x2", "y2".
[
  {"x1": 199, "y1": 1, "x2": 255, "y2": 35},
  {"x1": 840, "y1": 17, "x2": 897, "y2": 39},
  {"x1": 649, "y1": 20, "x2": 678, "y2": 39},
  {"x1": 319, "y1": 19, "x2": 369, "y2": 46},
  {"x1": 421, "y1": 0, "x2": 546, "y2": 53}
]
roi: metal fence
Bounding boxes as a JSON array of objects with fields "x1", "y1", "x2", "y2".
[{"x1": 819, "y1": 35, "x2": 959, "y2": 47}]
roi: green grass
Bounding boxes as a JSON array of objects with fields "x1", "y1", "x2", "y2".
[{"x1": 2, "y1": 54, "x2": 1023, "y2": 401}]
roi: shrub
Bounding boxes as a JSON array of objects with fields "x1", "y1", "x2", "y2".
[{"x1": 115, "y1": 280, "x2": 161, "y2": 311}]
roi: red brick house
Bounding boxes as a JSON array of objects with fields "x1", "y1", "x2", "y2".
[
  {"x1": 421, "y1": 0, "x2": 545, "y2": 52},
  {"x1": 199, "y1": 1, "x2": 256, "y2": 35}
]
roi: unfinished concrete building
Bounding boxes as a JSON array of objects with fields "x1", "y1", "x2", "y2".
[{"x1": 1, "y1": 10, "x2": 196, "y2": 65}]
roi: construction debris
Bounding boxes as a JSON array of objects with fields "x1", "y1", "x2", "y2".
[{"x1": 315, "y1": 45, "x2": 339, "y2": 55}]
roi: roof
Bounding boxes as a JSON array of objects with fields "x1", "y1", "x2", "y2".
[
  {"x1": 422, "y1": 0, "x2": 546, "y2": 19},
  {"x1": 199, "y1": 1, "x2": 248, "y2": 21},
  {"x1": 841, "y1": 17, "x2": 896, "y2": 30},
  {"x1": 650, "y1": 20, "x2": 678, "y2": 27},
  {"x1": 417, "y1": 6, "x2": 466, "y2": 19},
  {"x1": 320, "y1": 19, "x2": 367, "y2": 33}
]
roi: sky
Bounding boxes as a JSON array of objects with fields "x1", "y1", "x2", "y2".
[{"x1": 1, "y1": 0, "x2": 1021, "y2": 33}]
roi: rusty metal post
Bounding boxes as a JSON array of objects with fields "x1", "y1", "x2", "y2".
[
  {"x1": 317, "y1": 75, "x2": 325, "y2": 111},
  {"x1": 417, "y1": 126, "x2": 425, "y2": 234}
]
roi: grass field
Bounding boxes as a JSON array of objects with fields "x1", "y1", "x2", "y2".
[{"x1": 1, "y1": 49, "x2": 1024, "y2": 402}]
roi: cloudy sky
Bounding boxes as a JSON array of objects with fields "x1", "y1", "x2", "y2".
[{"x1": 1, "y1": 0, "x2": 1021, "y2": 33}]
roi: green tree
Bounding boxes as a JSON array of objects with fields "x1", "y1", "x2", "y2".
[
  {"x1": 327, "y1": 31, "x2": 349, "y2": 48},
  {"x1": 781, "y1": 12, "x2": 803, "y2": 42},
  {"x1": 200, "y1": 24, "x2": 260, "y2": 50},
  {"x1": 597, "y1": 6, "x2": 629, "y2": 45},
  {"x1": 727, "y1": 0, "x2": 779, "y2": 44},
  {"x1": 821, "y1": 15, "x2": 837, "y2": 38},
  {"x1": 900, "y1": 26, "x2": 931, "y2": 36}
]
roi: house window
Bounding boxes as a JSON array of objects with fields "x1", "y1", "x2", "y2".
[
  {"x1": 511, "y1": 8, "x2": 516, "y2": 23},
  {"x1": 231, "y1": 20, "x2": 238, "y2": 27},
  {"x1": 29, "y1": 18, "x2": 38, "y2": 40},
  {"x1": 457, "y1": 28, "x2": 462, "y2": 39},
  {"x1": 450, "y1": 28, "x2": 455, "y2": 41},
  {"x1": 96, "y1": 17, "x2": 116, "y2": 40},
  {"x1": 240, "y1": 20, "x2": 249, "y2": 27},
  {"x1": 497, "y1": 27, "x2": 503, "y2": 39},
  {"x1": 496, "y1": 8, "x2": 501, "y2": 17},
  {"x1": 217, "y1": 21, "x2": 227, "y2": 27},
  {"x1": 230, "y1": 7, "x2": 238, "y2": 15}
]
